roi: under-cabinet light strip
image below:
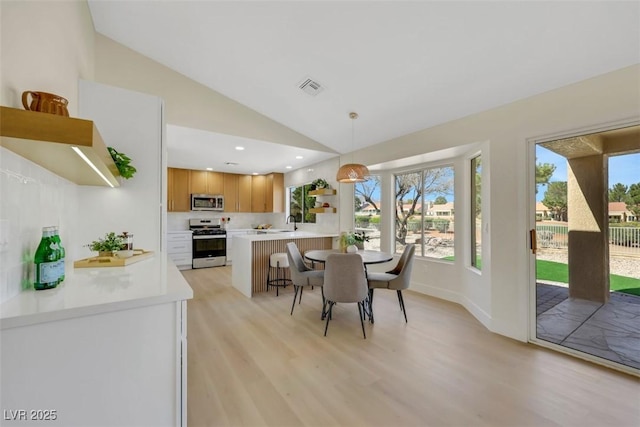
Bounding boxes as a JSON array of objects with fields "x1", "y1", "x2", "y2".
[{"x1": 71, "y1": 146, "x2": 115, "y2": 188}]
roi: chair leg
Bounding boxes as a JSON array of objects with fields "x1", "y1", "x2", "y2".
[
  {"x1": 324, "y1": 302, "x2": 335, "y2": 336},
  {"x1": 397, "y1": 290, "x2": 408, "y2": 323},
  {"x1": 321, "y1": 288, "x2": 327, "y2": 320},
  {"x1": 368, "y1": 288, "x2": 375, "y2": 324},
  {"x1": 298, "y1": 286, "x2": 304, "y2": 304},
  {"x1": 266, "y1": 265, "x2": 271, "y2": 293},
  {"x1": 357, "y1": 302, "x2": 367, "y2": 339},
  {"x1": 290, "y1": 285, "x2": 299, "y2": 315}
]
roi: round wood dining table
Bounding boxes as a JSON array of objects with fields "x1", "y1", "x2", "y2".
[{"x1": 304, "y1": 249, "x2": 394, "y2": 265}]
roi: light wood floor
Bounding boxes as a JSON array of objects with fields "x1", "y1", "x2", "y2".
[{"x1": 184, "y1": 266, "x2": 640, "y2": 427}]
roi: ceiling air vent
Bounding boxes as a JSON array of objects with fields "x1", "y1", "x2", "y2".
[
  {"x1": 298, "y1": 77, "x2": 324, "y2": 96},
  {"x1": 225, "y1": 162, "x2": 239, "y2": 166}
]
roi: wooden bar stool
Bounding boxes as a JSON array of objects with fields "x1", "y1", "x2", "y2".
[{"x1": 266, "y1": 253, "x2": 291, "y2": 296}]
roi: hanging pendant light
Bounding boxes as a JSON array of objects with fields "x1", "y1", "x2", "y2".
[{"x1": 336, "y1": 112, "x2": 370, "y2": 183}]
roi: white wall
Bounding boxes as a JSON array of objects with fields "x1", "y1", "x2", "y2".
[
  {"x1": 0, "y1": 0, "x2": 95, "y2": 303},
  {"x1": 0, "y1": 0, "x2": 94, "y2": 115},
  {"x1": 0, "y1": 149, "x2": 79, "y2": 303},
  {"x1": 77, "y1": 80, "x2": 165, "y2": 258}
]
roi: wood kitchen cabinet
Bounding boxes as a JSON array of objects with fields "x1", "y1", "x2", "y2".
[
  {"x1": 266, "y1": 173, "x2": 284, "y2": 213},
  {"x1": 168, "y1": 168, "x2": 278, "y2": 213},
  {"x1": 223, "y1": 173, "x2": 253, "y2": 212},
  {"x1": 251, "y1": 173, "x2": 284, "y2": 213},
  {"x1": 251, "y1": 175, "x2": 267, "y2": 212},
  {"x1": 168, "y1": 167, "x2": 191, "y2": 212},
  {"x1": 190, "y1": 170, "x2": 223, "y2": 194},
  {"x1": 238, "y1": 174, "x2": 252, "y2": 212}
]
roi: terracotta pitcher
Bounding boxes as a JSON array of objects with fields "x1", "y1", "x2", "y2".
[{"x1": 22, "y1": 91, "x2": 69, "y2": 116}]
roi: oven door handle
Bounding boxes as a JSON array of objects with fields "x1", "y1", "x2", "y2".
[{"x1": 193, "y1": 235, "x2": 227, "y2": 240}]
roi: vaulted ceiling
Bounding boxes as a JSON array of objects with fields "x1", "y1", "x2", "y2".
[{"x1": 88, "y1": 1, "x2": 640, "y2": 173}]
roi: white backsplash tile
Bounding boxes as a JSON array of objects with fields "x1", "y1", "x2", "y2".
[
  {"x1": 0, "y1": 147, "x2": 79, "y2": 303},
  {"x1": 167, "y1": 209, "x2": 338, "y2": 234}
]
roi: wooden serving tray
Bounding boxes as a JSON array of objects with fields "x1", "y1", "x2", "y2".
[{"x1": 73, "y1": 250, "x2": 154, "y2": 268}]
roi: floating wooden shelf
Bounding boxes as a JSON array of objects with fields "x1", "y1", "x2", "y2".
[
  {"x1": 309, "y1": 188, "x2": 336, "y2": 196},
  {"x1": 0, "y1": 106, "x2": 120, "y2": 187},
  {"x1": 310, "y1": 207, "x2": 336, "y2": 214}
]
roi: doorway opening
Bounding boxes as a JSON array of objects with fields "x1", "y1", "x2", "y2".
[{"x1": 532, "y1": 124, "x2": 640, "y2": 371}]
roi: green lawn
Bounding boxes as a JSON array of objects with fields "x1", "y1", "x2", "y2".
[
  {"x1": 442, "y1": 256, "x2": 640, "y2": 296},
  {"x1": 536, "y1": 259, "x2": 640, "y2": 296}
]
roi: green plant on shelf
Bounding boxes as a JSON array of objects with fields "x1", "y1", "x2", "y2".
[
  {"x1": 311, "y1": 178, "x2": 330, "y2": 190},
  {"x1": 108, "y1": 147, "x2": 137, "y2": 179}
]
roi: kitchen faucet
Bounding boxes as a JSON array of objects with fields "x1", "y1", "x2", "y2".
[{"x1": 286, "y1": 215, "x2": 298, "y2": 231}]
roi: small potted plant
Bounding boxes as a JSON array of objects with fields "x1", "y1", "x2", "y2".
[
  {"x1": 353, "y1": 231, "x2": 369, "y2": 250},
  {"x1": 339, "y1": 231, "x2": 369, "y2": 252},
  {"x1": 88, "y1": 232, "x2": 125, "y2": 257},
  {"x1": 311, "y1": 178, "x2": 330, "y2": 190}
]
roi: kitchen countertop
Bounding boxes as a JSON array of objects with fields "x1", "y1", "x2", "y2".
[{"x1": 0, "y1": 254, "x2": 193, "y2": 330}]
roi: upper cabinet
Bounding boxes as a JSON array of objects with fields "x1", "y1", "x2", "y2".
[
  {"x1": 0, "y1": 107, "x2": 120, "y2": 187},
  {"x1": 166, "y1": 168, "x2": 283, "y2": 213},
  {"x1": 251, "y1": 175, "x2": 267, "y2": 212},
  {"x1": 223, "y1": 173, "x2": 252, "y2": 213},
  {"x1": 267, "y1": 173, "x2": 284, "y2": 213},
  {"x1": 251, "y1": 173, "x2": 284, "y2": 213},
  {"x1": 190, "y1": 170, "x2": 223, "y2": 194},
  {"x1": 168, "y1": 168, "x2": 191, "y2": 212}
]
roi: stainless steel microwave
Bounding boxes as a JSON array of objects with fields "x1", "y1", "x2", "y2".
[{"x1": 191, "y1": 194, "x2": 224, "y2": 211}]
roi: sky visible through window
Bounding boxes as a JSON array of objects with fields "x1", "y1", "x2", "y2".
[
  {"x1": 361, "y1": 149, "x2": 639, "y2": 205},
  {"x1": 536, "y1": 147, "x2": 640, "y2": 202}
]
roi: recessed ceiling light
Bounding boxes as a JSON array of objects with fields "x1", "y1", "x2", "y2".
[
  {"x1": 235, "y1": 146, "x2": 245, "y2": 151},
  {"x1": 285, "y1": 165, "x2": 292, "y2": 169},
  {"x1": 206, "y1": 167, "x2": 213, "y2": 171},
  {"x1": 252, "y1": 172, "x2": 259, "y2": 175},
  {"x1": 295, "y1": 155, "x2": 303, "y2": 159},
  {"x1": 307, "y1": 168, "x2": 314, "y2": 172}
]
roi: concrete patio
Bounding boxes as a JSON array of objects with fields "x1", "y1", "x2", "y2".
[{"x1": 536, "y1": 283, "x2": 640, "y2": 370}]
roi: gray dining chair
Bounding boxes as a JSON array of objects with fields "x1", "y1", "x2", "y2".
[
  {"x1": 323, "y1": 253, "x2": 369, "y2": 339},
  {"x1": 285, "y1": 242, "x2": 325, "y2": 316},
  {"x1": 367, "y1": 244, "x2": 415, "y2": 323}
]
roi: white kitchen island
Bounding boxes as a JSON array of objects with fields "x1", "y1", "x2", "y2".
[
  {"x1": 232, "y1": 231, "x2": 337, "y2": 297},
  {"x1": 0, "y1": 255, "x2": 192, "y2": 427}
]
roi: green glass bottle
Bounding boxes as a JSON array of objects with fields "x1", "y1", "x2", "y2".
[
  {"x1": 34, "y1": 227, "x2": 60, "y2": 290},
  {"x1": 52, "y1": 226, "x2": 65, "y2": 283}
]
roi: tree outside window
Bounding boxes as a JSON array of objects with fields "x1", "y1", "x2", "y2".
[
  {"x1": 395, "y1": 166, "x2": 454, "y2": 258},
  {"x1": 354, "y1": 176, "x2": 380, "y2": 250},
  {"x1": 288, "y1": 184, "x2": 316, "y2": 223}
]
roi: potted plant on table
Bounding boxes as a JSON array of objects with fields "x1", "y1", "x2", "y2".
[
  {"x1": 88, "y1": 232, "x2": 125, "y2": 257},
  {"x1": 339, "y1": 231, "x2": 369, "y2": 252}
]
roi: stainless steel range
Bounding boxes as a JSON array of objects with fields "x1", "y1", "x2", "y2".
[{"x1": 189, "y1": 219, "x2": 227, "y2": 268}]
